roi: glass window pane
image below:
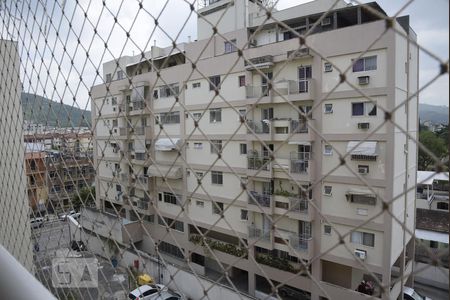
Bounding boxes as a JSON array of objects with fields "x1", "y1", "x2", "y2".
[
  {"x1": 352, "y1": 103, "x2": 364, "y2": 116},
  {"x1": 364, "y1": 56, "x2": 377, "y2": 71},
  {"x1": 352, "y1": 58, "x2": 364, "y2": 72}
]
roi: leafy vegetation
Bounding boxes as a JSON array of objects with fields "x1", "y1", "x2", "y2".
[
  {"x1": 72, "y1": 187, "x2": 95, "y2": 211},
  {"x1": 21, "y1": 92, "x2": 91, "y2": 127},
  {"x1": 189, "y1": 234, "x2": 248, "y2": 258},
  {"x1": 418, "y1": 128, "x2": 448, "y2": 171}
]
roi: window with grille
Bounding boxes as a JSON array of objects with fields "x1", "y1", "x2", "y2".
[
  {"x1": 210, "y1": 140, "x2": 222, "y2": 154},
  {"x1": 159, "y1": 111, "x2": 180, "y2": 124},
  {"x1": 211, "y1": 171, "x2": 223, "y2": 185},
  {"x1": 158, "y1": 241, "x2": 184, "y2": 259},
  {"x1": 209, "y1": 75, "x2": 221, "y2": 90},
  {"x1": 209, "y1": 108, "x2": 222, "y2": 123}
]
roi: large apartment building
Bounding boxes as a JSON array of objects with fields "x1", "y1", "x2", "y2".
[
  {"x1": 91, "y1": 1, "x2": 418, "y2": 299},
  {"x1": 0, "y1": 40, "x2": 33, "y2": 271}
]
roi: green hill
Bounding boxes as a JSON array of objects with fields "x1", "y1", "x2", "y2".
[
  {"x1": 419, "y1": 103, "x2": 449, "y2": 124},
  {"x1": 21, "y1": 93, "x2": 91, "y2": 128}
]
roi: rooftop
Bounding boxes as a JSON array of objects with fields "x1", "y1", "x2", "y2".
[
  {"x1": 416, "y1": 208, "x2": 449, "y2": 233},
  {"x1": 417, "y1": 171, "x2": 449, "y2": 185}
]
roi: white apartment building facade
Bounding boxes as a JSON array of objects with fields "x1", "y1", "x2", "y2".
[
  {"x1": 91, "y1": 1, "x2": 418, "y2": 299},
  {"x1": 0, "y1": 40, "x2": 33, "y2": 272}
]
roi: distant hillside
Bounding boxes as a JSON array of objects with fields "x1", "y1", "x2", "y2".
[
  {"x1": 419, "y1": 103, "x2": 449, "y2": 124},
  {"x1": 21, "y1": 93, "x2": 91, "y2": 128}
]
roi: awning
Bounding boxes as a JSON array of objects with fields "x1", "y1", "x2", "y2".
[
  {"x1": 148, "y1": 165, "x2": 182, "y2": 179},
  {"x1": 288, "y1": 141, "x2": 311, "y2": 145},
  {"x1": 155, "y1": 138, "x2": 182, "y2": 151},
  {"x1": 346, "y1": 188, "x2": 376, "y2": 197},
  {"x1": 415, "y1": 229, "x2": 449, "y2": 244},
  {"x1": 346, "y1": 141, "x2": 377, "y2": 156}
]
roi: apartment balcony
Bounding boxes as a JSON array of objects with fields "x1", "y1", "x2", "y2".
[
  {"x1": 244, "y1": 55, "x2": 274, "y2": 71},
  {"x1": 273, "y1": 79, "x2": 315, "y2": 102},
  {"x1": 289, "y1": 234, "x2": 313, "y2": 258},
  {"x1": 289, "y1": 152, "x2": 312, "y2": 180},
  {"x1": 133, "y1": 126, "x2": 152, "y2": 138},
  {"x1": 246, "y1": 120, "x2": 270, "y2": 135},
  {"x1": 248, "y1": 191, "x2": 273, "y2": 214},
  {"x1": 288, "y1": 197, "x2": 314, "y2": 221},
  {"x1": 189, "y1": 234, "x2": 248, "y2": 258},
  {"x1": 290, "y1": 120, "x2": 308, "y2": 134},
  {"x1": 248, "y1": 225, "x2": 271, "y2": 242},
  {"x1": 119, "y1": 127, "x2": 129, "y2": 137},
  {"x1": 130, "y1": 100, "x2": 145, "y2": 112},
  {"x1": 245, "y1": 85, "x2": 270, "y2": 99}
]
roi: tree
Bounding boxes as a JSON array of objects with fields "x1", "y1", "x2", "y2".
[
  {"x1": 418, "y1": 130, "x2": 447, "y2": 170},
  {"x1": 72, "y1": 186, "x2": 95, "y2": 211}
]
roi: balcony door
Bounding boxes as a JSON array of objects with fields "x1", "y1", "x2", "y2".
[
  {"x1": 261, "y1": 72, "x2": 273, "y2": 96},
  {"x1": 298, "y1": 66, "x2": 312, "y2": 93},
  {"x1": 299, "y1": 220, "x2": 312, "y2": 238}
]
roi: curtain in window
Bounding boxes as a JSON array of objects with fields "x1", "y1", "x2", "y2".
[
  {"x1": 351, "y1": 231, "x2": 363, "y2": 244},
  {"x1": 365, "y1": 56, "x2": 377, "y2": 71},
  {"x1": 352, "y1": 59, "x2": 364, "y2": 72}
]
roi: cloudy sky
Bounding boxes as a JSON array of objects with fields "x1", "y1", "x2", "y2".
[{"x1": 1, "y1": 0, "x2": 448, "y2": 112}]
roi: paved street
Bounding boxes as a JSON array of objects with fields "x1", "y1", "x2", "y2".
[
  {"x1": 414, "y1": 281, "x2": 449, "y2": 300},
  {"x1": 32, "y1": 219, "x2": 130, "y2": 300}
]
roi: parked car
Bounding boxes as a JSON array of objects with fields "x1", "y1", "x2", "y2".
[
  {"x1": 30, "y1": 217, "x2": 44, "y2": 229},
  {"x1": 128, "y1": 284, "x2": 168, "y2": 300},
  {"x1": 151, "y1": 291, "x2": 185, "y2": 300},
  {"x1": 403, "y1": 287, "x2": 431, "y2": 300},
  {"x1": 71, "y1": 240, "x2": 86, "y2": 252},
  {"x1": 59, "y1": 210, "x2": 80, "y2": 221}
]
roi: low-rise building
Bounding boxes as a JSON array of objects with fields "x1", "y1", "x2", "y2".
[{"x1": 24, "y1": 143, "x2": 48, "y2": 213}]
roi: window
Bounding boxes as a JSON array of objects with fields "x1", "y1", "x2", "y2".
[
  {"x1": 358, "y1": 165, "x2": 369, "y2": 174},
  {"x1": 196, "y1": 200, "x2": 204, "y2": 207},
  {"x1": 210, "y1": 140, "x2": 222, "y2": 154},
  {"x1": 105, "y1": 73, "x2": 112, "y2": 82},
  {"x1": 211, "y1": 171, "x2": 223, "y2": 185},
  {"x1": 238, "y1": 75, "x2": 246, "y2": 87},
  {"x1": 324, "y1": 103, "x2": 333, "y2": 114},
  {"x1": 436, "y1": 202, "x2": 448, "y2": 210},
  {"x1": 193, "y1": 112, "x2": 201, "y2": 120},
  {"x1": 158, "y1": 216, "x2": 184, "y2": 232},
  {"x1": 111, "y1": 97, "x2": 117, "y2": 105},
  {"x1": 162, "y1": 192, "x2": 180, "y2": 205},
  {"x1": 352, "y1": 56, "x2": 377, "y2": 72},
  {"x1": 194, "y1": 142, "x2": 203, "y2": 150},
  {"x1": 352, "y1": 102, "x2": 377, "y2": 116},
  {"x1": 347, "y1": 194, "x2": 377, "y2": 206},
  {"x1": 117, "y1": 70, "x2": 124, "y2": 80},
  {"x1": 224, "y1": 39, "x2": 237, "y2": 53},
  {"x1": 324, "y1": 185, "x2": 332, "y2": 196},
  {"x1": 324, "y1": 62, "x2": 333, "y2": 72},
  {"x1": 159, "y1": 111, "x2": 180, "y2": 124},
  {"x1": 212, "y1": 202, "x2": 224, "y2": 214},
  {"x1": 240, "y1": 209, "x2": 248, "y2": 221},
  {"x1": 238, "y1": 109, "x2": 246, "y2": 120},
  {"x1": 324, "y1": 225, "x2": 332, "y2": 235},
  {"x1": 209, "y1": 108, "x2": 222, "y2": 123},
  {"x1": 350, "y1": 231, "x2": 375, "y2": 247},
  {"x1": 324, "y1": 145, "x2": 333, "y2": 156},
  {"x1": 195, "y1": 172, "x2": 203, "y2": 178},
  {"x1": 240, "y1": 143, "x2": 247, "y2": 155},
  {"x1": 209, "y1": 75, "x2": 221, "y2": 90},
  {"x1": 158, "y1": 241, "x2": 184, "y2": 259},
  {"x1": 159, "y1": 84, "x2": 180, "y2": 98},
  {"x1": 192, "y1": 82, "x2": 201, "y2": 88}
]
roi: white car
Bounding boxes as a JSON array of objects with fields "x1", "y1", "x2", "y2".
[
  {"x1": 151, "y1": 291, "x2": 185, "y2": 300},
  {"x1": 128, "y1": 284, "x2": 168, "y2": 300},
  {"x1": 59, "y1": 210, "x2": 80, "y2": 221},
  {"x1": 30, "y1": 217, "x2": 44, "y2": 229},
  {"x1": 403, "y1": 287, "x2": 431, "y2": 300}
]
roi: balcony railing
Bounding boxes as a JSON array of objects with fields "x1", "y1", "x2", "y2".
[
  {"x1": 137, "y1": 175, "x2": 148, "y2": 185},
  {"x1": 131, "y1": 100, "x2": 145, "y2": 111},
  {"x1": 289, "y1": 234, "x2": 312, "y2": 251},
  {"x1": 245, "y1": 85, "x2": 269, "y2": 98},
  {"x1": 290, "y1": 119, "x2": 308, "y2": 133},
  {"x1": 247, "y1": 151, "x2": 270, "y2": 171},
  {"x1": 248, "y1": 225, "x2": 271, "y2": 241},
  {"x1": 290, "y1": 152, "x2": 311, "y2": 174},
  {"x1": 248, "y1": 191, "x2": 272, "y2": 208},
  {"x1": 289, "y1": 197, "x2": 309, "y2": 213},
  {"x1": 134, "y1": 126, "x2": 151, "y2": 136},
  {"x1": 246, "y1": 120, "x2": 270, "y2": 134},
  {"x1": 119, "y1": 127, "x2": 128, "y2": 136}
]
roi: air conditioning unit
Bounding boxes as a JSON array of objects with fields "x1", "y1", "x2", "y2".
[
  {"x1": 358, "y1": 76, "x2": 370, "y2": 85},
  {"x1": 358, "y1": 167, "x2": 369, "y2": 174},
  {"x1": 355, "y1": 249, "x2": 366, "y2": 260},
  {"x1": 321, "y1": 17, "x2": 332, "y2": 26},
  {"x1": 250, "y1": 39, "x2": 257, "y2": 47},
  {"x1": 358, "y1": 122, "x2": 370, "y2": 129}
]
